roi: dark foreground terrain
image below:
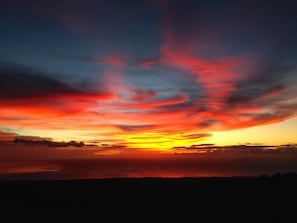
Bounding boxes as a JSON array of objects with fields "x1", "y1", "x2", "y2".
[{"x1": 1, "y1": 173, "x2": 297, "y2": 221}]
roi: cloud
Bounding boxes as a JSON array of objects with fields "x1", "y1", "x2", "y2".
[
  {"x1": 0, "y1": 66, "x2": 77, "y2": 100},
  {"x1": 0, "y1": 65, "x2": 114, "y2": 117},
  {"x1": 173, "y1": 144, "x2": 276, "y2": 154},
  {"x1": 156, "y1": 0, "x2": 297, "y2": 133},
  {"x1": 227, "y1": 84, "x2": 287, "y2": 105},
  {"x1": 1, "y1": 0, "x2": 297, "y2": 150},
  {"x1": 173, "y1": 143, "x2": 297, "y2": 156},
  {"x1": 122, "y1": 87, "x2": 157, "y2": 103},
  {"x1": 14, "y1": 135, "x2": 52, "y2": 142},
  {"x1": 226, "y1": 65, "x2": 296, "y2": 106},
  {"x1": 220, "y1": 64, "x2": 297, "y2": 129},
  {"x1": 0, "y1": 129, "x2": 85, "y2": 147},
  {"x1": 14, "y1": 138, "x2": 85, "y2": 147},
  {"x1": 157, "y1": 1, "x2": 250, "y2": 133},
  {"x1": 198, "y1": 120, "x2": 222, "y2": 128},
  {"x1": 182, "y1": 133, "x2": 212, "y2": 140},
  {"x1": 111, "y1": 93, "x2": 189, "y2": 110},
  {"x1": 85, "y1": 54, "x2": 127, "y2": 67},
  {"x1": 136, "y1": 59, "x2": 158, "y2": 68},
  {"x1": 115, "y1": 124, "x2": 156, "y2": 132}
]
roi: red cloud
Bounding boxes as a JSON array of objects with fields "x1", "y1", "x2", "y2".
[{"x1": 0, "y1": 91, "x2": 115, "y2": 116}]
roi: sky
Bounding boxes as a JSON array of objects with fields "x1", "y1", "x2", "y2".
[{"x1": 0, "y1": 0, "x2": 297, "y2": 180}]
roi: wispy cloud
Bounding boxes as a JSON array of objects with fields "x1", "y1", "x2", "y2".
[
  {"x1": 115, "y1": 124, "x2": 156, "y2": 132},
  {"x1": 136, "y1": 58, "x2": 158, "y2": 68},
  {"x1": 173, "y1": 143, "x2": 297, "y2": 155},
  {"x1": 85, "y1": 54, "x2": 128, "y2": 67}
]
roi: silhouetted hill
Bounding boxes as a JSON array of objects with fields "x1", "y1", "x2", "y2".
[{"x1": 1, "y1": 173, "x2": 297, "y2": 221}]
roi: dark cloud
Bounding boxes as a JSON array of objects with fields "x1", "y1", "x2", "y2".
[
  {"x1": 198, "y1": 120, "x2": 221, "y2": 127},
  {"x1": 14, "y1": 135, "x2": 52, "y2": 142},
  {"x1": 182, "y1": 133, "x2": 212, "y2": 140},
  {"x1": 0, "y1": 65, "x2": 78, "y2": 100},
  {"x1": 0, "y1": 129, "x2": 85, "y2": 147},
  {"x1": 0, "y1": 64, "x2": 115, "y2": 99},
  {"x1": 173, "y1": 144, "x2": 297, "y2": 155},
  {"x1": 115, "y1": 124, "x2": 156, "y2": 132},
  {"x1": 227, "y1": 65, "x2": 296, "y2": 106},
  {"x1": 173, "y1": 144, "x2": 215, "y2": 150},
  {"x1": 0, "y1": 64, "x2": 114, "y2": 114},
  {"x1": 13, "y1": 138, "x2": 85, "y2": 147},
  {"x1": 227, "y1": 84, "x2": 287, "y2": 105},
  {"x1": 244, "y1": 111, "x2": 289, "y2": 122}
]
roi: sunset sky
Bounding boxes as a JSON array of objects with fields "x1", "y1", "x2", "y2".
[{"x1": 1, "y1": 0, "x2": 297, "y2": 180}]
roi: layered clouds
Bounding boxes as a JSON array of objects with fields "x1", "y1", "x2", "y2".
[{"x1": 0, "y1": 0, "x2": 297, "y2": 150}]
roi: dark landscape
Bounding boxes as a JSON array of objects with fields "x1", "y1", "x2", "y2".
[{"x1": 1, "y1": 173, "x2": 297, "y2": 221}]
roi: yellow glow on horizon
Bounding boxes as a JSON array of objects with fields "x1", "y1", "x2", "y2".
[
  {"x1": 7, "y1": 117, "x2": 297, "y2": 151},
  {"x1": 210, "y1": 118, "x2": 297, "y2": 146},
  {"x1": 123, "y1": 132, "x2": 209, "y2": 151}
]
